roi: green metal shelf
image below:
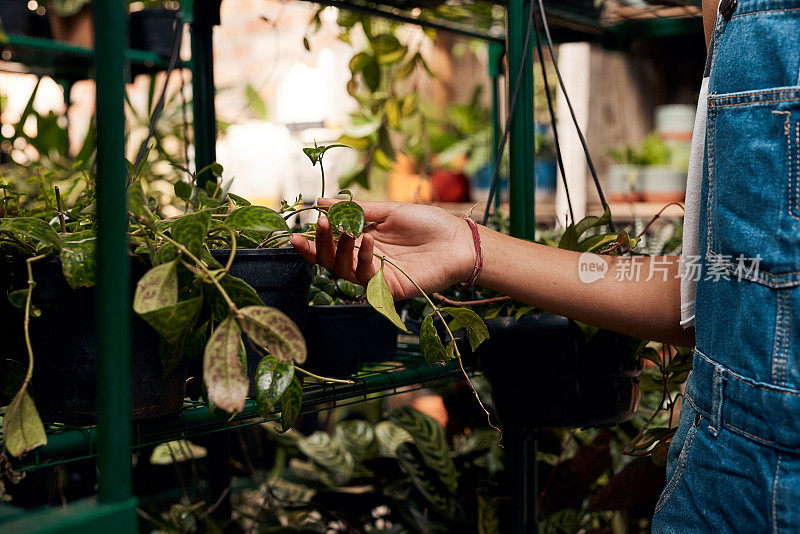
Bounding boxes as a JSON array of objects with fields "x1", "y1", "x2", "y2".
[
  {"x1": 11, "y1": 344, "x2": 470, "y2": 473},
  {"x1": 0, "y1": 34, "x2": 177, "y2": 80}
]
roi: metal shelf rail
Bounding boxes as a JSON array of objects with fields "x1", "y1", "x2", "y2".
[{"x1": 0, "y1": 0, "x2": 701, "y2": 532}]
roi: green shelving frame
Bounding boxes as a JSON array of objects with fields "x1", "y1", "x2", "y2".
[{"x1": 0, "y1": 1, "x2": 702, "y2": 531}]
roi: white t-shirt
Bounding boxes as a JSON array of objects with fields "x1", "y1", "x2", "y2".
[{"x1": 679, "y1": 76, "x2": 709, "y2": 329}]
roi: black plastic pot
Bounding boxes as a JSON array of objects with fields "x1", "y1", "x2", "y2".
[
  {"x1": 472, "y1": 314, "x2": 641, "y2": 429},
  {"x1": 129, "y1": 8, "x2": 181, "y2": 58},
  {"x1": 0, "y1": 253, "x2": 185, "y2": 425},
  {"x1": 305, "y1": 304, "x2": 398, "y2": 378},
  {"x1": 209, "y1": 249, "x2": 313, "y2": 390},
  {"x1": 0, "y1": 0, "x2": 30, "y2": 35}
]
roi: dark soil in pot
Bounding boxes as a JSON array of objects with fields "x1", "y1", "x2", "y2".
[
  {"x1": 129, "y1": 8, "x2": 181, "y2": 58},
  {"x1": 209, "y1": 248, "x2": 313, "y2": 393},
  {"x1": 0, "y1": 0, "x2": 30, "y2": 35},
  {"x1": 0, "y1": 253, "x2": 185, "y2": 425},
  {"x1": 305, "y1": 304, "x2": 398, "y2": 378},
  {"x1": 471, "y1": 313, "x2": 641, "y2": 429}
]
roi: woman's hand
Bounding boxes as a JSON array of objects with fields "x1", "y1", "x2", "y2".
[{"x1": 290, "y1": 199, "x2": 476, "y2": 300}]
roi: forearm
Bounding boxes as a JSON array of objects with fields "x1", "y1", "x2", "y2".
[{"x1": 475, "y1": 226, "x2": 693, "y2": 346}]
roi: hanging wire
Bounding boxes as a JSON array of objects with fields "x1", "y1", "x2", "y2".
[
  {"x1": 481, "y1": 0, "x2": 536, "y2": 226},
  {"x1": 532, "y1": 7, "x2": 575, "y2": 226},
  {"x1": 536, "y1": 0, "x2": 615, "y2": 232}
]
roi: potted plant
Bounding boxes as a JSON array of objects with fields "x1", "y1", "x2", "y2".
[
  {"x1": 305, "y1": 265, "x2": 398, "y2": 378},
  {"x1": 128, "y1": 0, "x2": 181, "y2": 58},
  {"x1": 46, "y1": 0, "x2": 92, "y2": 48},
  {"x1": 607, "y1": 132, "x2": 687, "y2": 203}
]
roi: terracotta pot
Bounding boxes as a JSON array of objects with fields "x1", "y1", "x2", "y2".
[
  {"x1": 49, "y1": 4, "x2": 93, "y2": 48},
  {"x1": 430, "y1": 168, "x2": 470, "y2": 203}
]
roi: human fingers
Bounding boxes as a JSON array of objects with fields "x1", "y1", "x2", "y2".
[
  {"x1": 332, "y1": 232, "x2": 356, "y2": 280},
  {"x1": 315, "y1": 216, "x2": 336, "y2": 269},
  {"x1": 355, "y1": 233, "x2": 377, "y2": 285},
  {"x1": 290, "y1": 234, "x2": 317, "y2": 265}
]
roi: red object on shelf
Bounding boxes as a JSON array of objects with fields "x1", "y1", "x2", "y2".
[{"x1": 430, "y1": 168, "x2": 470, "y2": 203}]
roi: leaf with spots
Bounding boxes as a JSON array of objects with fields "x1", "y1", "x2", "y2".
[
  {"x1": 171, "y1": 210, "x2": 211, "y2": 257},
  {"x1": 203, "y1": 316, "x2": 248, "y2": 414},
  {"x1": 279, "y1": 376, "x2": 302, "y2": 433},
  {"x1": 326, "y1": 200, "x2": 365, "y2": 238},
  {"x1": 239, "y1": 305, "x2": 307, "y2": 364},
  {"x1": 255, "y1": 355, "x2": 295, "y2": 417},
  {"x1": 0, "y1": 217, "x2": 62, "y2": 251},
  {"x1": 133, "y1": 261, "x2": 178, "y2": 315},
  {"x1": 60, "y1": 239, "x2": 96, "y2": 288},
  {"x1": 419, "y1": 313, "x2": 450, "y2": 365},
  {"x1": 367, "y1": 265, "x2": 409, "y2": 332},
  {"x1": 140, "y1": 296, "x2": 203, "y2": 345},
  {"x1": 224, "y1": 206, "x2": 289, "y2": 234}
]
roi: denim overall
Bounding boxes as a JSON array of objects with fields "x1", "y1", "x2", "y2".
[{"x1": 651, "y1": 2, "x2": 800, "y2": 532}]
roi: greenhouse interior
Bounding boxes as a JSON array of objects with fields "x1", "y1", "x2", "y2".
[{"x1": 1, "y1": 0, "x2": 798, "y2": 532}]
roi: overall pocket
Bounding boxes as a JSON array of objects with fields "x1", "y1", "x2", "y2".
[
  {"x1": 654, "y1": 402, "x2": 701, "y2": 515},
  {"x1": 705, "y1": 88, "x2": 800, "y2": 288}
]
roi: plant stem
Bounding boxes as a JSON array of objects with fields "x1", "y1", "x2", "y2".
[
  {"x1": 223, "y1": 227, "x2": 237, "y2": 272},
  {"x1": 54, "y1": 186, "x2": 67, "y2": 233},
  {"x1": 282, "y1": 205, "x2": 326, "y2": 221},
  {"x1": 432, "y1": 293, "x2": 512, "y2": 307},
  {"x1": 295, "y1": 365, "x2": 354, "y2": 384},
  {"x1": 5, "y1": 253, "x2": 48, "y2": 426},
  {"x1": 159, "y1": 233, "x2": 239, "y2": 315}
]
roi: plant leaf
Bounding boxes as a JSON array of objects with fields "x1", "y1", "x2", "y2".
[
  {"x1": 573, "y1": 207, "x2": 612, "y2": 240},
  {"x1": 298, "y1": 431, "x2": 355, "y2": 481},
  {"x1": 395, "y1": 442, "x2": 460, "y2": 520},
  {"x1": 174, "y1": 180, "x2": 193, "y2": 202},
  {"x1": 140, "y1": 297, "x2": 203, "y2": 345},
  {"x1": 2, "y1": 390, "x2": 47, "y2": 457},
  {"x1": 419, "y1": 313, "x2": 449, "y2": 365},
  {"x1": 171, "y1": 210, "x2": 211, "y2": 258},
  {"x1": 0, "y1": 217, "x2": 62, "y2": 251},
  {"x1": 133, "y1": 261, "x2": 178, "y2": 315},
  {"x1": 224, "y1": 206, "x2": 289, "y2": 234},
  {"x1": 60, "y1": 239, "x2": 96, "y2": 288},
  {"x1": 203, "y1": 274, "x2": 264, "y2": 322},
  {"x1": 367, "y1": 266, "x2": 409, "y2": 332},
  {"x1": 203, "y1": 317, "x2": 248, "y2": 414},
  {"x1": 279, "y1": 376, "x2": 302, "y2": 432},
  {"x1": 334, "y1": 420, "x2": 377, "y2": 461},
  {"x1": 128, "y1": 180, "x2": 155, "y2": 227},
  {"x1": 239, "y1": 306, "x2": 307, "y2": 364},
  {"x1": 302, "y1": 143, "x2": 349, "y2": 166},
  {"x1": 7, "y1": 289, "x2": 40, "y2": 317},
  {"x1": 441, "y1": 307, "x2": 488, "y2": 351},
  {"x1": 374, "y1": 420, "x2": 413, "y2": 457},
  {"x1": 255, "y1": 355, "x2": 295, "y2": 417},
  {"x1": 326, "y1": 200, "x2": 365, "y2": 238},
  {"x1": 389, "y1": 406, "x2": 459, "y2": 494}
]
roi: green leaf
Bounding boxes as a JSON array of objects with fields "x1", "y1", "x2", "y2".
[
  {"x1": 326, "y1": 200, "x2": 365, "y2": 238},
  {"x1": 362, "y1": 55, "x2": 380, "y2": 91},
  {"x1": 638, "y1": 347, "x2": 662, "y2": 368},
  {"x1": 310, "y1": 291, "x2": 334, "y2": 306},
  {"x1": 558, "y1": 224, "x2": 578, "y2": 251},
  {"x1": 419, "y1": 313, "x2": 449, "y2": 365},
  {"x1": 238, "y1": 305, "x2": 307, "y2": 364},
  {"x1": 395, "y1": 442, "x2": 460, "y2": 520},
  {"x1": 576, "y1": 233, "x2": 618, "y2": 253},
  {"x1": 183, "y1": 322, "x2": 208, "y2": 360},
  {"x1": 0, "y1": 217, "x2": 62, "y2": 251},
  {"x1": 171, "y1": 210, "x2": 211, "y2": 258},
  {"x1": 224, "y1": 206, "x2": 289, "y2": 234},
  {"x1": 133, "y1": 261, "x2": 178, "y2": 315},
  {"x1": 7, "y1": 289, "x2": 40, "y2": 317},
  {"x1": 128, "y1": 180, "x2": 154, "y2": 227},
  {"x1": 2, "y1": 390, "x2": 47, "y2": 457},
  {"x1": 197, "y1": 162, "x2": 224, "y2": 180},
  {"x1": 334, "y1": 420, "x2": 377, "y2": 461},
  {"x1": 301, "y1": 143, "x2": 349, "y2": 166},
  {"x1": 441, "y1": 307, "x2": 488, "y2": 351},
  {"x1": 298, "y1": 431, "x2": 355, "y2": 481},
  {"x1": 140, "y1": 297, "x2": 203, "y2": 345},
  {"x1": 377, "y1": 124, "x2": 395, "y2": 161},
  {"x1": 279, "y1": 376, "x2": 302, "y2": 432},
  {"x1": 60, "y1": 239, "x2": 96, "y2": 288},
  {"x1": 336, "y1": 278, "x2": 364, "y2": 299},
  {"x1": 573, "y1": 207, "x2": 612, "y2": 240},
  {"x1": 366, "y1": 266, "x2": 409, "y2": 332},
  {"x1": 174, "y1": 180, "x2": 193, "y2": 202},
  {"x1": 203, "y1": 317, "x2": 248, "y2": 414},
  {"x1": 204, "y1": 274, "x2": 264, "y2": 322},
  {"x1": 227, "y1": 193, "x2": 251, "y2": 206},
  {"x1": 374, "y1": 420, "x2": 412, "y2": 457},
  {"x1": 255, "y1": 355, "x2": 295, "y2": 416},
  {"x1": 389, "y1": 406, "x2": 459, "y2": 494}
]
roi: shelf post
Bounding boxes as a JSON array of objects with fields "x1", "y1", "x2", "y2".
[
  {"x1": 489, "y1": 42, "x2": 504, "y2": 211},
  {"x1": 190, "y1": 0, "x2": 221, "y2": 187},
  {"x1": 93, "y1": 0, "x2": 135, "y2": 522},
  {"x1": 507, "y1": 0, "x2": 536, "y2": 239}
]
